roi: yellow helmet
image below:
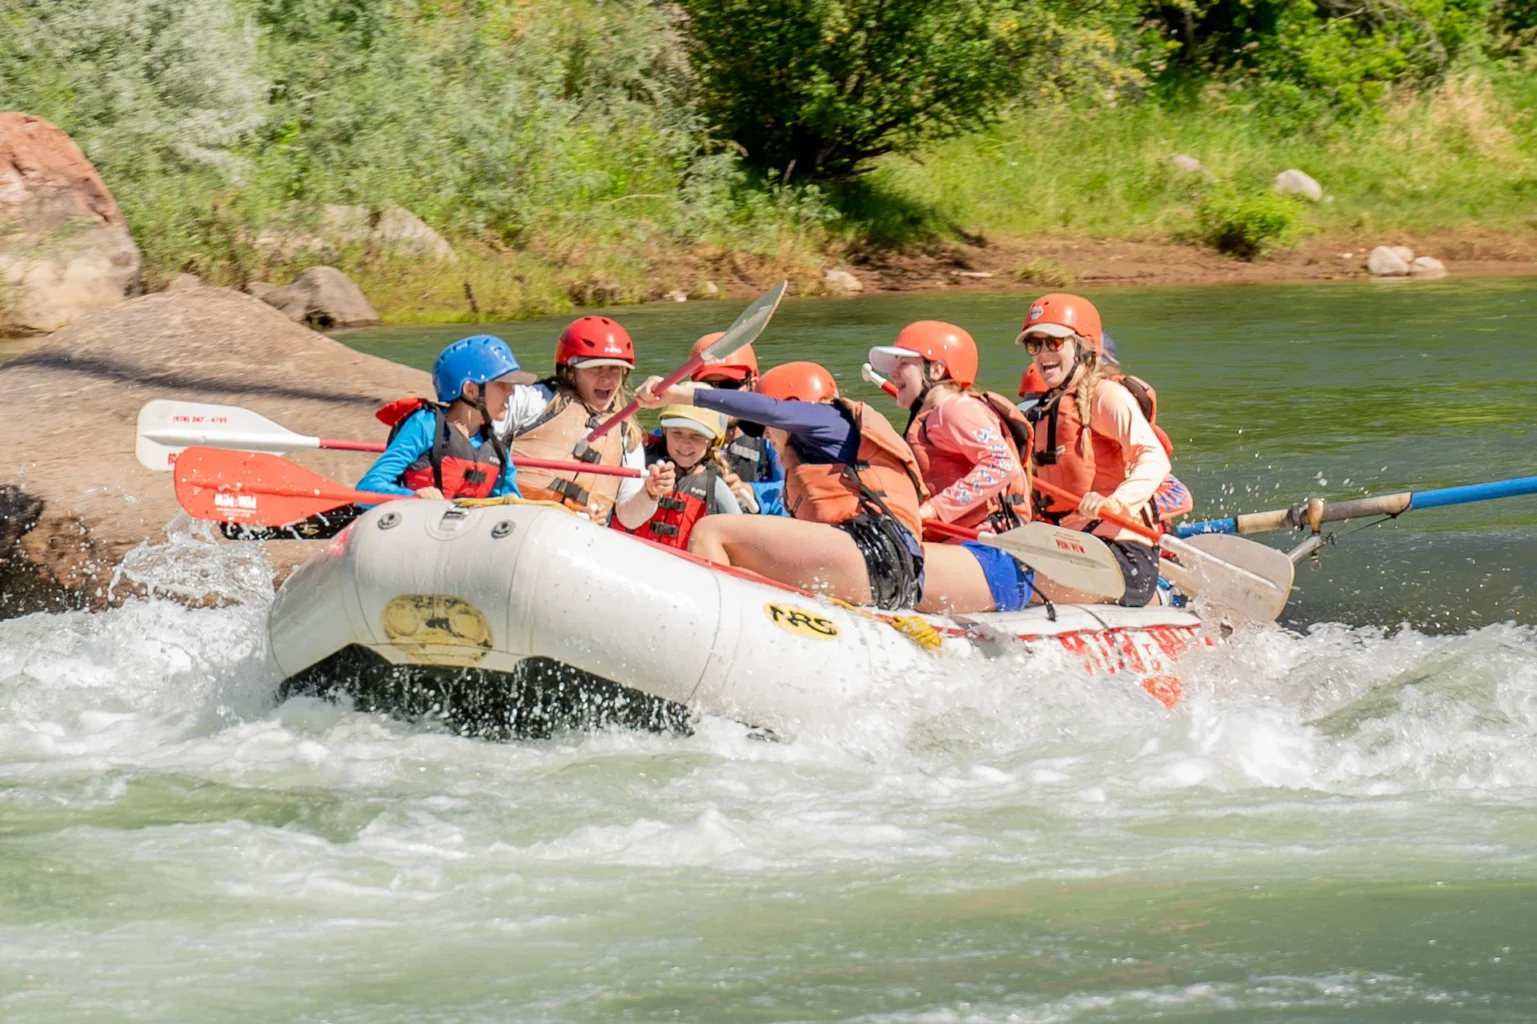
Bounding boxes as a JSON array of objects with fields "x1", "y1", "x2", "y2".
[{"x1": 658, "y1": 384, "x2": 725, "y2": 445}]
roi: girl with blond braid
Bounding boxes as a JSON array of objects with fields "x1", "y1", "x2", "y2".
[{"x1": 1017, "y1": 294, "x2": 1170, "y2": 606}]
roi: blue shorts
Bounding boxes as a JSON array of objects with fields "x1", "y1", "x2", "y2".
[{"x1": 961, "y1": 541, "x2": 1035, "y2": 612}]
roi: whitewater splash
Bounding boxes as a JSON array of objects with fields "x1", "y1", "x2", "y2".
[
  {"x1": 3, "y1": 522, "x2": 1534, "y2": 803},
  {"x1": 4, "y1": 525, "x2": 1536, "y2": 1024}
]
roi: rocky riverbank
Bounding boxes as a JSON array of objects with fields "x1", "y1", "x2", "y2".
[{"x1": 0, "y1": 287, "x2": 427, "y2": 617}]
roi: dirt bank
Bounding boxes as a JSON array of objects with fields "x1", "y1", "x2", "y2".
[{"x1": 836, "y1": 227, "x2": 1537, "y2": 295}]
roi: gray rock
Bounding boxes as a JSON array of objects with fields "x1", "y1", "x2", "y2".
[
  {"x1": 165, "y1": 273, "x2": 203, "y2": 292},
  {"x1": 244, "y1": 281, "x2": 276, "y2": 300},
  {"x1": 257, "y1": 204, "x2": 456, "y2": 262},
  {"x1": 823, "y1": 268, "x2": 863, "y2": 293},
  {"x1": 373, "y1": 207, "x2": 456, "y2": 262},
  {"x1": 0, "y1": 287, "x2": 428, "y2": 614},
  {"x1": 255, "y1": 266, "x2": 379, "y2": 327},
  {"x1": 1366, "y1": 246, "x2": 1410, "y2": 276},
  {"x1": 1169, "y1": 153, "x2": 1205, "y2": 175},
  {"x1": 1409, "y1": 256, "x2": 1446, "y2": 278},
  {"x1": 1390, "y1": 245, "x2": 1415, "y2": 264},
  {"x1": 1272, "y1": 169, "x2": 1323, "y2": 203},
  {"x1": 0, "y1": 113, "x2": 142, "y2": 333}
]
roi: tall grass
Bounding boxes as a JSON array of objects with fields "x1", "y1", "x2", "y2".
[{"x1": 875, "y1": 66, "x2": 1537, "y2": 243}]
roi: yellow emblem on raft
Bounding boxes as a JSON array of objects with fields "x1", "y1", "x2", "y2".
[
  {"x1": 764, "y1": 602, "x2": 841, "y2": 640},
  {"x1": 380, "y1": 594, "x2": 493, "y2": 666}
]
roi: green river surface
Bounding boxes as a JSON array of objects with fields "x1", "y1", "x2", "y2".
[{"x1": 2, "y1": 277, "x2": 1535, "y2": 1022}]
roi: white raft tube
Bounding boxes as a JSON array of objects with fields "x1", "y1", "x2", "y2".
[{"x1": 269, "y1": 502, "x2": 1203, "y2": 735}]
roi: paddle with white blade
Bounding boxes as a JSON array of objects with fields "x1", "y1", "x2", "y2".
[
  {"x1": 925, "y1": 519, "x2": 1125, "y2": 600},
  {"x1": 136, "y1": 399, "x2": 642, "y2": 478},
  {"x1": 581, "y1": 279, "x2": 788, "y2": 446},
  {"x1": 976, "y1": 521, "x2": 1129, "y2": 599},
  {"x1": 1030, "y1": 477, "x2": 1292, "y2": 623}
]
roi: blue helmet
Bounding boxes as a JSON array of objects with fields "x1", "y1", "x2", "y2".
[{"x1": 432, "y1": 334, "x2": 520, "y2": 403}]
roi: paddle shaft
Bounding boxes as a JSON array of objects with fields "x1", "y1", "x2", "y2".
[
  {"x1": 923, "y1": 520, "x2": 979, "y2": 542},
  {"x1": 145, "y1": 426, "x2": 640, "y2": 478},
  {"x1": 1175, "y1": 473, "x2": 1537, "y2": 537},
  {"x1": 1031, "y1": 478, "x2": 1161, "y2": 543},
  {"x1": 861, "y1": 363, "x2": 901, "y2": 398}
]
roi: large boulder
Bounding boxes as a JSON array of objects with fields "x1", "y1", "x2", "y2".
[
  {"x1": 1366, "y1": 246, "x2": 1410, "y2": 277},
  {"x1": 0, "y1": 112, "x2": 142, "y2": 333},
  {"x1": 0, "y1": 287, "x2": 427, "y2": 617},
  {"x1": 249, "y1": 266, "x2": 379, "y2": 328}
]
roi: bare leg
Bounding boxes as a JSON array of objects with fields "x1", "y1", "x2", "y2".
[
  {"x1": 916, "y1": 542, "x2": 998, "y2": 614},
  {"x1": 689, "y1": 515, "x2": 874, "y2": 605}
]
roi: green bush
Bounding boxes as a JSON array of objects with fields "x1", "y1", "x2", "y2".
[
  {"x1": 1197, "y1": 189, "x2": 1303, "y2": 259},
  {"x1": 1142, "y1": 0, "x2": 1498, "y2": 124}
]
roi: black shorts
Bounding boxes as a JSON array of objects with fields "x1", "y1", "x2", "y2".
[
  {"x1": 1105, "y1": 538, "x2": 1160, "y2": 607},
  {"x1": 834, "y1": 511, "x2": 924, "y2": 610}
]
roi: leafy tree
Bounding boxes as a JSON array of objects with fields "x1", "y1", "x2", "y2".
[{"x1": 676, "y1": 0, "x2": 1110, "y2": 182}]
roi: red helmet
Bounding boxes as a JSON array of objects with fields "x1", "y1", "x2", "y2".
[
  {"x1": 757, "y1": 361, "x2": 839, "y2": 403},
  {"x1": 1017, "y1": 293, "x2": 1103, "y2": 352},
  {"x1": 556, "y1": 316, "x2": 634, "y2": 369},
  {"x1": 868, "y1": 321, "x2": 978, "y2": 389},
  {"x1": 1018, "y1": 364, "x2": 1047, "y2": 397},
  {"x1": 689, "y1": 332, "x2": 759, "y2": 382}
]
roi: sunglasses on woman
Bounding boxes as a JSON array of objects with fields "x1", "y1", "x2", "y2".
[
  {"x1": 1022, "y1": 335, "x2": 1071, "y2": 355},
  {"x1": 696, "y1": 376, "x2": 749, "y2": 390}
]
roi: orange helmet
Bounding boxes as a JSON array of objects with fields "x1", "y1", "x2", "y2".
[
  {"x1": 1018, "y1": 364, "x2": 1047, "y2": 397},
  {"x1": 758, "y1": 361, "x2": 838, "y2": 403},
  {"x1": 556, "y1": 316, "x2": 634, "y2": 368},
  {"x1": 689, "y1": 332, "x2": 759, "y2": 383},
  {"x1": 868, "y1": 320, "x2": 978, "y2": 389},
  {"x1": 1017, "y1": 293, "x2": 1103, "y2": 351}
]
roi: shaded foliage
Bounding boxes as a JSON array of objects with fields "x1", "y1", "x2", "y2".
[{"x1": 675, "y1": 0, "x2": 1137, "y2": 182}]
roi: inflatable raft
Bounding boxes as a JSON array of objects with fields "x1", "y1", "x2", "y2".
[{"x1": 270, "y1": 501, "x2": 1207, "y2": 739}]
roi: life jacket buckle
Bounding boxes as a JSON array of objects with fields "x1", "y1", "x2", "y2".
[
  {"x1": 550, "y1": 477, "x2": 591, "y2": 505},
  {"x1": 651, "y1": 522, "x2": 680, "y2": 538}
]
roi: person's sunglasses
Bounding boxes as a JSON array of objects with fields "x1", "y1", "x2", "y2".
[
  {"x1": 697, "y1": 376, "x2": 749, "y2": 390},
  {"x1": 1022, "y1": 336, "x2": 1070, "y2": 355}
]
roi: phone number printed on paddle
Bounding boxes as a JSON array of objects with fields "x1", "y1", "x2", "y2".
[{"x1": 764, "y1": 602, "x2": 841, "y2": 640}]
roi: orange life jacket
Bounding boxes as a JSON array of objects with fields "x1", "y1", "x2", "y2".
[
  {"x1": 1027, "y1": 378, "x2": 1158, "y2": 526},
  {"x1": 507, "y1": 390, "x2": 626, "y2": 520},
  {"x1": 375, "y1": 398, "x2": 505, "y2": 500},
  {"x1": 1023, "y1": 372, "x2": 1173, "y2": 457},
  {"x1": 781, "y1": 400, "x2": 926, "y2": 536},
  {"x1": 905, "y1": 391, "x2": 1032, "y2": 534},
  {"x1": 610, "y1": 436, "x2": 724, "y2": 549}
]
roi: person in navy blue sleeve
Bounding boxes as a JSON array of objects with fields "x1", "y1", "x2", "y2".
[
  {"x1": 359, "y1": 335, "x2": 524, "y2": 501},
  {"x1": 637, "y1": 361, "x2": 927, "y2": 610}
]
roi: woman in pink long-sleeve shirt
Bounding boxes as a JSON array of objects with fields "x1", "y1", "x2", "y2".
[{"x1": 869, "y1": 322, "x2": 1040, "y2": 615}]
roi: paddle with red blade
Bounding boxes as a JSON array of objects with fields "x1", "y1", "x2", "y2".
[
  {"x1": 136, "y1": 399, "x2": 640, "y2": 479},
  {"x1": 174, "y1": 447, "x2": 410, "y2": 527},
  {"x1": 581, "y1": 280, "x2": 788, "y2": 446}
]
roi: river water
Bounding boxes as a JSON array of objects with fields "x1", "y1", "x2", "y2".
[{"x1": 3, "y1": 279, "x2": 1535, "y2": 1021}]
